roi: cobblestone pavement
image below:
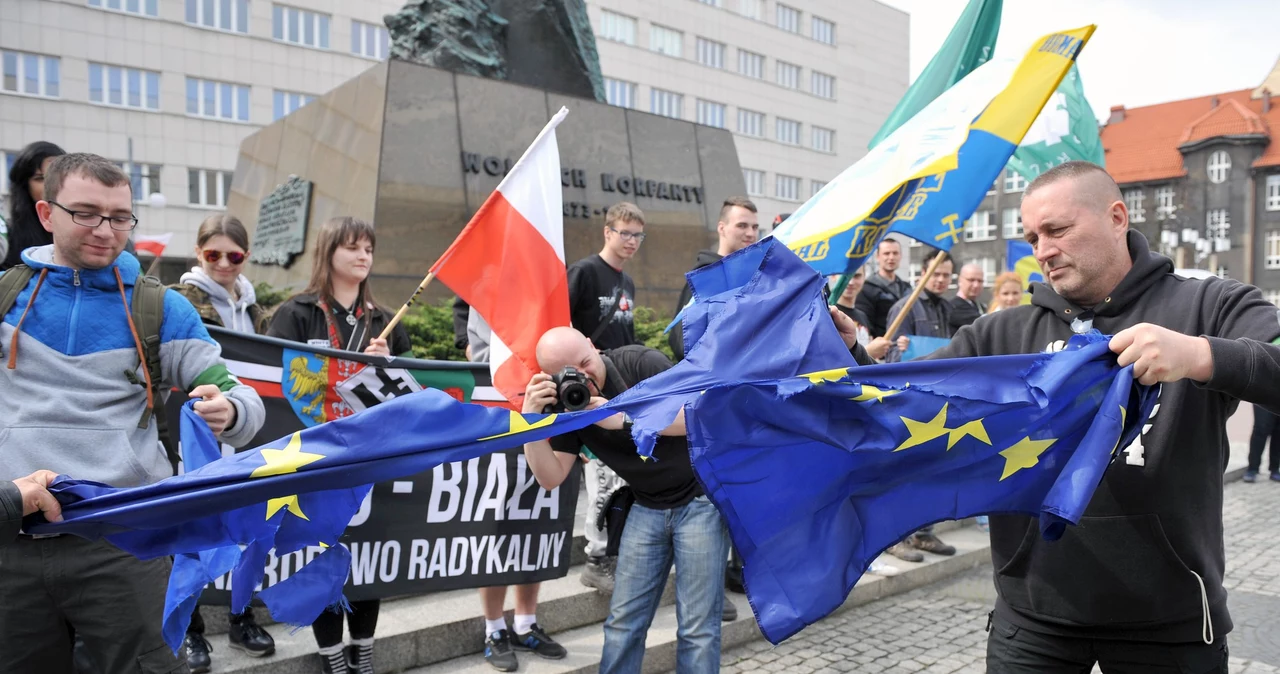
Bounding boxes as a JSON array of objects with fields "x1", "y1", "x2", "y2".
[{"x1": 715, "y1": 479, "x2": 1280, "y2": 673}]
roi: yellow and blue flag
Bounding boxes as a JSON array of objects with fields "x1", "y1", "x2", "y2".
[
  {"x1": 1008, "y1": 239, "x2": 1041, "y2": 304},
  {"x1": 688, "y1": 334, "x2": 1157, "y2": 643},
  {"x1": 773, "y1": 26, "x2": 1095, "y2": 276}
]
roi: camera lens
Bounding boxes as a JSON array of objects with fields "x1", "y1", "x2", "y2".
[{"x1": 563, "y1": 386, "x2": 588, "y2": 409}]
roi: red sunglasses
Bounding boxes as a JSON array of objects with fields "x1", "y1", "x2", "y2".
[{"x1": 201, "y1": 250, "x2": 246, "y2": 264}]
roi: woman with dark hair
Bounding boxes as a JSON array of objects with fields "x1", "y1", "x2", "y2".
[
  {"x1": 3, "y1": 141, "x2": 66, "y2": 270},
  {"x1": 266, "y1": 216, "x2": 411, "y2": 674}
]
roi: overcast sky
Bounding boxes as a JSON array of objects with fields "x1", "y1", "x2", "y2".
[{"x1": 876, "y1": 0, "x2": 1280, "y2": 122}]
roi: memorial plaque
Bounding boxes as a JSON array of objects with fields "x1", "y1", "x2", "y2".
[{"x1": 249, "y1": 176, "x2": 313, "y2": 267}]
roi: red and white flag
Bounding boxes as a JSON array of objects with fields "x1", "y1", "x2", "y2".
[
  {"x1": 134, "y1": 233, "x2": 173, "y2": 258},
  {"x1": 432, "y1": 107, "x2": 570, "y2": 405}
]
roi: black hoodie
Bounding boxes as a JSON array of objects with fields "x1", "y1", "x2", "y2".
[
  {"x1": 933, "y1": 230, "x2": 1280, "y2": 643},
  {"x1": 669, "y1": 249, "x2": 723, "y2": 359}
]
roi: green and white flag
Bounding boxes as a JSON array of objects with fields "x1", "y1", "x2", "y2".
[{"x1": 1006, "y1": 64, "x2": 1104, "y2": 180}]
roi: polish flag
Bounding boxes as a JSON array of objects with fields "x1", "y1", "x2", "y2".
[
  {"x1": 432, "y1": 107, "x2": 570, "y2": 406},
  {"x1": 134, "y1": 233, "x2": 173, "y2": 258}
]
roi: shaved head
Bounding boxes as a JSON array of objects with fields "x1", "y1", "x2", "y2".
[
  {"x1": 536, "y1": 326, "x2": 606, "y2": 389},
  {"x1": 1024, "y1": 161, "x2": 1122, "y2": 217}
]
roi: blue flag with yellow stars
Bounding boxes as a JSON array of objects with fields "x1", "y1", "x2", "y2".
[{"x1": 686, "y1": 333, "x2": 1157, "y2": 644}]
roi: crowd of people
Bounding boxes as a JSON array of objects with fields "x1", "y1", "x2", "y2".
[{"x1": 4, "y1": 137, "x2": 1280, "y2": 674}]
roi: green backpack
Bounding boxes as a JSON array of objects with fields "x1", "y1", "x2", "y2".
[{"x1": 0, "y1": 264, "x2": 179, "y2": 473}]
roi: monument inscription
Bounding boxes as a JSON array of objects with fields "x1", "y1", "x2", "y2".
[{"x1": 250, "y1": 176, "x2": 313, "y2": 267}]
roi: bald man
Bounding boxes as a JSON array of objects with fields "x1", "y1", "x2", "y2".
[
  {"x1": 948, "y1": 262, "x2": 986, "y2": 330},
  {"x1": 2, "y1": 470, "x2": 62, "y2": 545},
  {"x1": 520, "y1": 327, "x2": 725, "y2": 674},
  {"x1": 891, "y1": 161, "x2": 1280, "y2": 673}
]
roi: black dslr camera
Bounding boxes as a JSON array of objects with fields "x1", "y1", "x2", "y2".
[{"x1": 543, "y1": 366, "x2": 592, "y2": 414}]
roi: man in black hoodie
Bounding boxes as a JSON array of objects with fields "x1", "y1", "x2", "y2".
[
  {"x1": 856, "y1": 238, "x2": 913, "y2": 337},
  {"x1": 925, "y1": 161, "x2": 1280, "y2": 672},
  {"x1": 669, "y1": 197, "x2": 759, "y2": 359}
]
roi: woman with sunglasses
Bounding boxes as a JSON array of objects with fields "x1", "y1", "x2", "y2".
[
  {"x1": 3, "y1": 141, "x2": 65, "y2": 271},
  {"x1": 267, "y1": 215, "x2": 411, "y2": 674},
  {"x1": 172, "y1": 214, "x2": 269, "y2": 335},
  {"x1": 170, "y1": 213, "x2": 277, "y2": 672}
]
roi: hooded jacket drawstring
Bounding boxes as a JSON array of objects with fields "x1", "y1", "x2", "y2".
[
  {"x1": 115, "y1": 268, "x2": 155, "y2": 419},
  {"x1": 7, "y1": 268, "x2": 48, "y2": 370}
]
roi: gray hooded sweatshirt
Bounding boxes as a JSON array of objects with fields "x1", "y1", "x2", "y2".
[{"x1": 178, "y1": 266, "x2": 259, "y2": 334}]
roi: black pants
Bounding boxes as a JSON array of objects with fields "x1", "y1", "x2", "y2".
[
  {"x1": 311, "y1": 599, "x2": 380, "y2": 648},
  {"x1": 1248, "y1": 405, "x2": 1280, "y2": 474},
  {"x1": 987, "y1": 612, "x2": 1228, "y2": 673},
  {"x1": 186, "y1": 607, "x2": 253, "y2": 635}
]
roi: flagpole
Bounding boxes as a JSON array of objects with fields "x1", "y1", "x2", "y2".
[
  {"x1": 883, "y1": 252, "x2": 948, "y2": 341},
  {"x1": 376, "y1": 272, "x2": 435, "y2": 341}
]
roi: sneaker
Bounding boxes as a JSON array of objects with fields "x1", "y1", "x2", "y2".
[
  {"x1": 867, "y1": 559, "x2": 901, "y2": 576},
  {"x1": 345, "y1": 642, "x2": 374, "y2": 674},
  {"x1": 228, "y1": 613, "x2": 275, "y2": 657},
  {"x1": 909, "y1": 532, "x2": 957, "y2": 556},
  {"x1": 580, "y1": 555, "x2": 616, "y2": 594},
  {"x1": 1271, "y1": 473, "x2": 1280, "y2": 483},
  {"x1": 1244, "y1": 470, "x2": 1258, "y2": 483},
  {"x1": 886, "y1": 541, "x2": 924, "y2": 563},
  {"x1": 319, "y1": 648, "x2": 349, "y2": 674},
  {"x1": 513, "y1": 622, "x2": 568, "y2": 659},
  {"x1": 723, "y1": 595, "x2": 739, "y2": 622},
  {"x1": 184, "y1": 633, "x2": 212, "y2": 674},
  {"x1": 484, "y1": 629, "x2": 519, "y2": 672}
]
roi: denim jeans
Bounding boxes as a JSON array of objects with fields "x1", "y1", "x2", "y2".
[
  {"x1": 1248, "y1": 405, "x2": 1280, "y2": 474},
  {"x1": 599, "y1": 495, "x2": 731, "y2": 674}
]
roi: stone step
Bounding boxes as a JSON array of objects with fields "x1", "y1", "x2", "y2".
[{"x1": 203, "y1": 518, "x2": 979, "y2": 673}]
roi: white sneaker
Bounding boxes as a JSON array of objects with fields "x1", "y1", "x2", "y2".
[{"x1": 867, "y1": 559, "x2": 902, "y2": 576}]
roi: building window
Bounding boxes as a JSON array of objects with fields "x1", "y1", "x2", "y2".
[
  {"x1": 811, "y1": 126, "x2": 834, "y2": 153},
  {"x1": 88, "y1": 0, "x2": 158, "y2": 17},
  {"x1": 987, "y1": 180, "x2": 998, "y2": 196},
  {"x1": 598, "y1": 10, "x2": 636, "y2": 45},
  {"x1": 1267, "y1": 175, "x2": 1280, "y2": 211},
  {"x1": 775, "y1": 118, "x2": 801, "y2": 145},
  {"x1": 1207, "y1": 150, "x2": 1231, "y2": 184},
  {"x1": 186, "y1": 77, "x2": 250, "y2": 122},
  {"x1": 351, "y1": 20, "x2": 389, "y2": 59},
  {"x1": 742, "y1": 168, "x2": 764, "y2": 197},
  {"x1": 649, "y1": 24, "x2": 683, "y2": 57},
  {"x1": 737, "y1": 108, "x2": 764, "y2": 137},
  {"x1": 1, "y1": 150, "x2": 15, "y2": 196},
  {"x1": 272, "y1": 89, "x2": 313, "y2": 120},
  {"x1": 1, "y1": 51, "x2": 60, "y2": 98},
  {"x1": 650, "y1": 88, "x2": 683, "y2": 119},
  {"x1": 89, "y1": 63, "x2": 159, "y2": 110},
  {"x1": 775, "y1": 174, "x2": 801, "y2": 201},
  {"x1": 909, "y1": 262, "x2": 922, "y2": 284},
  {"x1": 1125, "y1": 189, "x2": 1145, "y2": 223},
  {"x1": 776, "y1": 61, "x2": 800, "y2": 89},
  {"x1": 812, "y1": 16, "x2": 836, "y2": 45},
  {"x1": 1155, "y1": 185, "x2": 1176, "y2": 219},
  {"x1": 738, "y1": 49, "x2": 765, "y2": 79},
  {"x1": 1004, "y1": 168, "x2": 1027, "y2": 193},
  {"x1": 811, "y1": 71, "x2": 835, "y2": 99},
  {"x1": 908, "y1": 237, "x2": 922, "y2": 248},
  {"x1": 185, "y1": 0, "x2": 248, "y2": 33},
  {"x1": 738, "y1": 0, "x2": 764, "y2": 20},
  {"x1": 1206, "y1": 209, "x2": 1230, "y2": 241},
  {"x1": 1265, "y1": 231, "x2": 1280, "y2": 270},
  {"x1": 696, "y1": 37, "x2": 725, "y2": 69},
  {"x1": 116, "y1": 162, "x2": 161, "y2": 200},
  {"x1": 696, "y1": 99, "x2": 725, "y2": 128},
  {"x1": 188, "y1": 168, "x2": 232, "y2": 207},
  {"x1": 964, "y1": 211, "x2": 995, "y2": 241},
  {"x1": 775, "y1": 3, "x2": 800, "y2": 33},
  {"x1": 977, "y1": 257, "x2": 998, "y2": 285},
  {"x1": 1003, "y1": 208, "x2": 1023, "y2": 239},
  {"x1": 810, "y1": 180, "x2": 827, "y2": 197},
  {"x1": 272, "y1": 4, "x2": 331, "y2": 49},
  {"x1": 604, "y1": 78, "x2": 636, "y2": 109},
  {"x1": 1265, "y1": 290, "x2": 1280, "y2": 307}
]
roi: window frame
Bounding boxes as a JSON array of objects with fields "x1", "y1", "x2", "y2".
[
  {"x1": 1264, "y1": 230, "x2": 1280, "y2": 270},
  {"x1": 603, "y1": 77, "x2": 637, "y2": 109},
  {"x1": 737, "y1": 108, "x2": 764, "y2": 137},
  {"x1": 186, "y1": 77, "x2": 251, "y2": 122},
  {"x1": 1207, "y1": 150, "x2": 1231, "y2": 184},
  {"x1": 775, "y1": 117, "x2": 801, "y2": 145},
  {"x1": 695, "y1": 37, "x2": 725, "y2": 69},
  {"x1": 1266, "y1": 175, "x2": 1280, "y2": 211},
  {"x1": 272, "y1": 4, "x2": 331, "y2": 49},
  {"x1": 1004, "y1": 168, "x2": 1027, "y2": 193},
  {"x1": 775, "y1": 174, "x2": 801, "y2": 202},
  {"x1": 649, "y1": 88, "x2": 683, "y2": 119},
  {"x1": 1124, "y1": 188, "x2": 1146, "y2": 223},
  {"x1": 1002, "y1": 207, "x2": 1023, "y2": 239},
  {"x1": 89, "y1": 63, "x2": 160, "y2": 110},
  {"x1": 649, "y1": 24, "x2": 683, "y2": 57},
  {"x1": 696, "y1": 99, "x2": 726, "y2": 128},
  {"x1": 964, "y1": 211, "x2": 995, "y2": 242},
  {"x1": 776, "y1": 61, "x2": 801, "y2": 89},
  {"x1": 188, "y1": 168, "x2": 233, "y2": 208},
  {"x1": 738, "y1": 49, "x2": 765, "y2": 79},
  {"x1": 1, "y1": 50, "x2": 60, "y2": 98},
  {"x1": 598, "y1": 10, "x2": 637, "y2": 45},
  {"x1": 742, "y1": 168, "x2": 764, "y2": 197}
]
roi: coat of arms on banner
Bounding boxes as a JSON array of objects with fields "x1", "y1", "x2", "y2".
[{"x1": 283, "y1": 349, "x2": 423, "y2": 426}]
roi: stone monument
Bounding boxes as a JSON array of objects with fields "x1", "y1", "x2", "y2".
[{"x1": 231, "y1": 0, "x2": 744, "y2": 310}]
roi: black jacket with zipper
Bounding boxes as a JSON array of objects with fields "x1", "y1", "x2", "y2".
[
  {"x1": 932, "y1": 230, "x2": 1280, "y2": 643},
  {"x1": 855, "y1": 272, "x2": 913, "y2": 338},
  {"x1": 669, "y1": 249, "x2": 723, "y2": 360}
]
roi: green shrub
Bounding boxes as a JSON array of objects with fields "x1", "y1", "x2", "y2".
[
  {"x1": 400, "y1": 299, "x2": 467, "y2": 361},
  {"x1": 633, "y1": 305, "x2": 675, "y2": 361},
  {"x1": 253, "y1": 282, "x2": 289, "y2": 310}
]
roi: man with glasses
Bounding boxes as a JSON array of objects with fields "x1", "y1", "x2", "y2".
[
  {"x1": 0, "y1": 153, "x2": 265, "y2": 672},
  {"x1": 565, "y1": 201, "x2": 644, "y2": 597}
]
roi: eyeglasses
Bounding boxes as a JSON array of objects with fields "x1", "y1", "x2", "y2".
[
  {"x1": 47, "y1": 201, "x2": 138, "y2": 231},
  {"x1": 608, "y1": 227, "x2": 646, "y2": 243},
  {"x1": 201, "y1": 249, "x2": 246, "y2": 265}
]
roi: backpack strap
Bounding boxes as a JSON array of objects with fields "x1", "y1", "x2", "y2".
[
  {"x1": 0, "y1": 264, "x2": 35, "y2": 321},
  {"x1": 129, "y1": 274, "x2": 178, "y2": 473}
]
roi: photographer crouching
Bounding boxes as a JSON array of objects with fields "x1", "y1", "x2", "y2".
[{"x1": 521, "y1": 326, "x2": 729, "y2": 674}]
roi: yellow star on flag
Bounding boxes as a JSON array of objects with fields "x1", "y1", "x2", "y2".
[
  {"x1": 947, "y1": 419, "x2": 991, "y2": 450},
  {"x1": 480, "y1": 410, "x2": 559, "y2": 441},
  {"x1": 801, "y1": 368, "x2": 850, "y2": 384},
  {"x1": 999, "y1": 436, "x2": 1058, "y2": 481},
  {"x1": 894, "y1": 404, "x2": 952, "y2": 452},
  {"x1": 851, "y1": 384, "x2": 901, "y2": 403},
  {"x1": 251, "y1": 432, "x2": 325, "y2": 521}
]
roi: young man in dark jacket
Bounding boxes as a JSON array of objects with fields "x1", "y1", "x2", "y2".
[
  {"x1": 669, "y1": 197, "x2": 759, "y2": 359},
  {"x1": 908, "y1": 161, "x2": 1280, "y2": 673},
  {"x1": 855, "y1": 238, "x2": 913, "y2": 337}
]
